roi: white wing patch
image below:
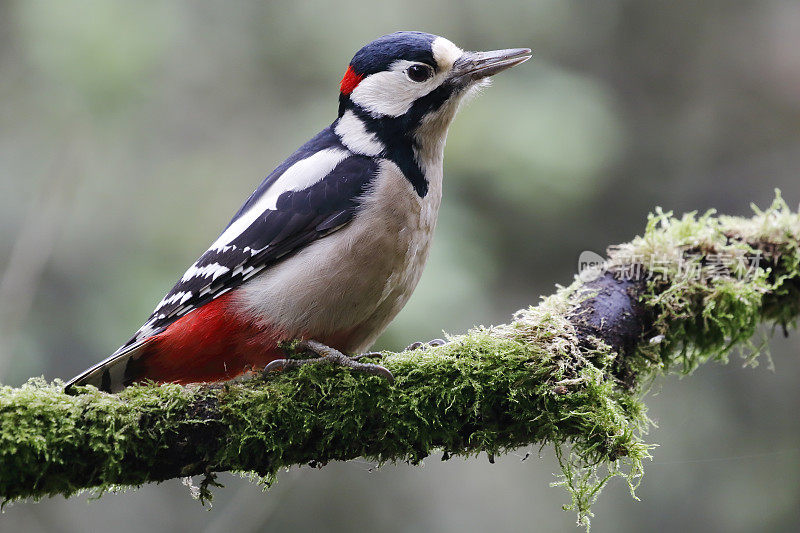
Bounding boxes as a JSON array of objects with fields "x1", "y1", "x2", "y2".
[
  {"x1": 180, "y1": 262, "x2": 230, "y2": 282},
  {"x1": 154, "y1": 290, "x2": 192, "y2": 313},
  {"x1": 209, "y1": 148, "x2": 349, "y2": 252}
]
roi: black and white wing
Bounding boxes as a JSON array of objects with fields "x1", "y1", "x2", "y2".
[{"x1": 120, "y1": 130, "x2": 378, "y2": 353}]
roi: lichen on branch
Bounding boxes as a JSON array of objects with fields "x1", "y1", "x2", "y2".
[{"x1": 1, "y1": 192, "x2": 798, "y2": 529}]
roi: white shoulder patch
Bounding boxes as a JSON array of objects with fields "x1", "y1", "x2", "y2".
[
  {"x1": 335, "y1": 110, "x2": 384, "y2": 156},
  {"x1": 210, "y1": 148, "x2": 349, "y2": 252}
]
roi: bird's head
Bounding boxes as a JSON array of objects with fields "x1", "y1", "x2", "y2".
[{"x1": 335, "y1": 32, "x2": 530, "y2": 165}]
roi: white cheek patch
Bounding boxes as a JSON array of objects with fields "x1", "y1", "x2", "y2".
[
  {"x1": 349, "y1": 66, "x2": 423, "y2": 117},
  {"x1": 350, "y1": 39, "x2": 465, "y2": 118},
  {"x1": 350, "y1": 59, "x2": 455, "y2": 118},
  {"x1": 210, "y1": 148, "x2": 349, "y2": 251},
  {"x1": 432, "y1": 37, "x2": 463, "y2": 71},
  {"x1": 335, "y1": 110, "x2": 384, "y2": 156}
]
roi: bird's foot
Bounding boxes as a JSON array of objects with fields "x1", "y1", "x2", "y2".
[
  {"x1": 264, "y1": 340, "x2": 394, "y2": 383},
  {"x1": 404, "y1": 338, "x2": 447, "y2": 351}
]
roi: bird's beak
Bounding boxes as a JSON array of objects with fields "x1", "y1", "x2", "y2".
[{"x1": 450, "y1": 48, "x2": 532, "y2": 84}]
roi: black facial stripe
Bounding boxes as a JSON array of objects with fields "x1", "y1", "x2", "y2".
[
  {"x1": 407, "y1": 81, "x2": 461, "y2": 122},
  {"x1": 341, "y1": 81, "x2": 462, "y2": 198},
  {"x1": 346, "y1": 105, "x2": 424, "y2": 197}
]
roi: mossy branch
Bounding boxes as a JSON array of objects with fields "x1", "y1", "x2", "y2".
[{"x1": 2, "y1": 192, "x2": 799, "y2": 528}]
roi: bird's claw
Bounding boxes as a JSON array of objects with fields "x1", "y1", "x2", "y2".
[
  {"x1": 350, "y1": 351, "x2": 383, "y2": 361},
  {"x1": 263, "y1": 340, "x2": 394, "y2": 383},
  {"x1": 404, "y1": 338, "x2": 447, "y2": 351}
]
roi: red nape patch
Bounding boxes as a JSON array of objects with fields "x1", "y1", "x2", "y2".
[
  {"x1": 130, "y1": 292, "x2": 286, "y2": 385},
  {"x1": 340, "y1": 65, "x2": 363, "y2": 95}
]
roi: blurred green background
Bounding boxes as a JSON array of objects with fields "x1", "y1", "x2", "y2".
[{"x1": 1, "y1": 1, "x2": 799, "y2": 531}]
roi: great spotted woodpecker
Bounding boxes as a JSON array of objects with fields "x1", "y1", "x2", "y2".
[{"x1": 66, "y1": 31, "x2": 531, "y2": 393}]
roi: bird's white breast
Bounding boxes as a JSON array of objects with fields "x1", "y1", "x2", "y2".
[{"x1": 234, "y1": 158, "x2": 443, "y2": 353}]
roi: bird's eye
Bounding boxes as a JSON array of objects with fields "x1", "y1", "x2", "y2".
[{"x1": 406, "y1": 64, "x2": 434, "y2": 82}]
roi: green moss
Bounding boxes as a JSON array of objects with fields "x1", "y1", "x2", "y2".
[
  {"x1": 0, "y1": 191, "x2": 798, "y2": 530},
  {"x1": 609, "y1": 191, "x2": 800, "y2": 378},
  {"x1": 0, "y1": 334, "x2": 649, "y2": 528}
]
